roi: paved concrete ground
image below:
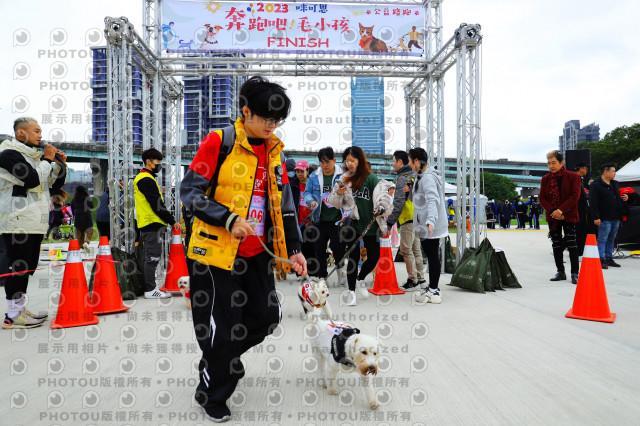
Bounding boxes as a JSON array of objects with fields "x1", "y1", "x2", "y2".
[{"x1": 1, "y1": 229, "x2": 639, "y2": 425}]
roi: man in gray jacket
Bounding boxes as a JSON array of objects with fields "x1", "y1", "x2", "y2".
[
  {"x1": 387, "y1": 150, "x2": 425, "y2": 291},
  {"x1": 0, "y1": 117, "x2": 67, "y2": 329}
]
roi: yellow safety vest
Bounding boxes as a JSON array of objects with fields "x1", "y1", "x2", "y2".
[
  {"x1": 398, "y1": 173, "x2": 414, "y2": 225},
  {"x1": 133, "y1": 170, "x2": 167, "y2": 229}
]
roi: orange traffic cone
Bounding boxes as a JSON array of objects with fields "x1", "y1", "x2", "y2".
[
  {"x1": 160, "y1": 227, "x2": 189, "y2": 292},
  {"x1": 51, "y1": 240, "x2": 99, "y2": 329},
  {"x1": 565, "y1": 234, "x2": 616, "y2": 323},
  {"x1": 369, "y1": 236, "x2": 405, "y2": 295},
  {"x1": 91, "y1": 237, "x2": 129, "y2": 315}
]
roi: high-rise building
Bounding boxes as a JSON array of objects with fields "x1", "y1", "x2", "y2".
[
  {"x1": 90, "y1": 47, "x2": 108, "y2": 143},
  {"x1": 558, "y1": 120, "x2": 600, "y2": 153},
  {"x1": 351, "y1": 77, "x2": 385, "y2": 154},
  {"x1": 90, "y1": 47, "x2": 161, "y2": 146},
  {"x1": 91, "y1": 49, "x2": 244, "y2": 146},
  {"x1": 183, "y1": 56, "x2": 245, "y2": 145}
]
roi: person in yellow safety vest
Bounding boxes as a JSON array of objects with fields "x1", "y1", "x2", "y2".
[
  {"x1": 386, "y1": 150, "x2": 425, "y2": 291},
  {"x1": 180, "y1": 76, "x2": 306, "y2": 422},
  {"x1": 133, "y1": 148, "x2": 181, "y2": 299}
]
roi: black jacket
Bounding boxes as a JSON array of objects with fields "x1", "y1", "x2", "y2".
[
  {"x1": 387, "y1": 164, "x2": 415, "y2": 228},
  {"x1": 502, "y1": 203, "x2": 513, "y2": 217},
  {"x1": 589, "y1": 177, "x2": 628, "y2": 221},
  {"x1": 577, "y1": 176, "x2": 589, "y2": 217},
  {"x1": 71, "y1": 196, "x2": 94, "y2": 230},
  {"x1": 50, "y1": 202, "x2": 64, "y2": 227},
  {"x1": 290, "y1": 175, "x2": 302, "y2": 215}
]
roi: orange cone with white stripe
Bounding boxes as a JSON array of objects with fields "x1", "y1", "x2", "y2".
[
  {"x1": 51, "y1": 240, "x2": 99, "y2": 329},
  {"x1": 565, "y1": 234, "x2": 616, "y2": 323},
  {"x1": 369, "y1": 236, "x2": 405, "y2": 295},
  {"x1": 91, "y1": 237, "x2": 129, "y2": 315},
  {"x1": 160, "y1": 227, "x2": 189, "y2": 292}
]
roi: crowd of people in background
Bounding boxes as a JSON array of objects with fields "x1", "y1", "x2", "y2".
[{"x1": 485, "y1": 197, "x2": 543, "y2": 230}]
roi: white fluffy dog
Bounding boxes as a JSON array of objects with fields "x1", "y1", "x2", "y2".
[
  {"x1": 298, "y1": 278, "x2": 332, "y2": 320},
  {"x1": 310, "y1": 319, "x2": 381, "y2": 409},
  {"x1": 177, "y1": 276, "x2": 191, "y2": 309}
]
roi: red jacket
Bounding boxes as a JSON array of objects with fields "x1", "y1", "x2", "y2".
[{"x1": 539, "y1": 170, "x2": 581, "y2": 224}]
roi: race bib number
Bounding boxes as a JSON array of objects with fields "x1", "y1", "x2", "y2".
[{"x1": 247, "y1": 195, "x2": 266, "y2": 236}]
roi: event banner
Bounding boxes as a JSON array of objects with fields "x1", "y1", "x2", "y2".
[{"x1": 161, "y1": 0, "x2": 425, "y2": 56}]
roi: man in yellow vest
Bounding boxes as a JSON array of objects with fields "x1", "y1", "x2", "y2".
[
  {"x1": 387, "y1": 150, "x2": 425, "y2": 291},
  {"x1": 181, "y1": 76, "x2": 306, "y2": 422},
  {"x1": 134, "y1": 148, "x2": 181, "y2": 299}
]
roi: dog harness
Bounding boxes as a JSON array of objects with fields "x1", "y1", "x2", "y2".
[
  {"x1": 331, "y1": 327, "x2": 360, "y2": 367},
  {"x1": 300, "y1": 281, "x2": 325, "y2": 308}
]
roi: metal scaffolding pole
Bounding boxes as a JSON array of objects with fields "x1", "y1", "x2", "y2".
[
  {"x1": 164, "y1": 93, "x2": 183, "y2": 222},
  {"x1": 105, "y1": 16, "x2": 182, "y2": 251},
  {"x1": 454, "y1": 24, "x2": 482, "y2": 258},
  {"x1": 143, "y1": 0, "x2": 162, "y2": 151},
  {"x1": 106, "y1": 17, "x2": 136, "y2": 252}
]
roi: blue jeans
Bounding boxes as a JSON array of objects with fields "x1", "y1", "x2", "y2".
[{"x1": 596, "y1": 220, "x2": 620, "y2": 261}]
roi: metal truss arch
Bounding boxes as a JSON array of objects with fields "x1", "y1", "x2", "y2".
[{"x1": 105, "y1": 1, "x2": 482, "y2": 264}]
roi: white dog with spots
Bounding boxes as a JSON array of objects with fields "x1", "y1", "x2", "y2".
[
  {"x1": 298, "y1": 278, "x2": 332, "y2": 321},
  {"x1": 310, "y1": 319, "x2": 381, "y2": 409}
]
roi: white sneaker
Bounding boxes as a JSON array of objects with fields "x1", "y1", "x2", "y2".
[
  {"x1": 346, "y1": 291, "x2": 357, "y2": 306},
  {"x1": 83, "y1": 242, "x2": 90, "y2": 254},
  {"x1": 144, "y1": 288, "x2": 171, "y2": 299},
  {"x1": 415, "y1": 288, "x2": 441, "y2": 304},
  {"x1": 3, "y1": 313, "x2": 44, "y2": 329},
  {"x1": 337, "y1": 267, "x2": 347, "y2": 287},
  {"x1": 357, "y1": 280, "x2": 369, "y2": 298}
]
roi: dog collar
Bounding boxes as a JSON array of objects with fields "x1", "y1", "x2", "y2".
[
  {"x1": 331, "y1": 327, "x2": 360, "y2": 367},
  {"x1": 301, "y1": 282, "x2": 325, "y2": 308},
  {"x1": 203, "y1": 39, "x2": 218, "y2": 44}
]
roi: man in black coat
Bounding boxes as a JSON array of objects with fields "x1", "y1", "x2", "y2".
[
  {"x1": 529, "y1": 198, "x2": 542, "y2": 230},
  {"x1": 496, "y1": 199, "x2": 505, "y2": 228},
  {"x1": 515, "y1": 200, "x2": 527, "y2": 229},
  {"x1": 501, "y1": 199, "x2": 513, "y2": 229},
  {"x1": 589, "y1": 163, "x2": 629, "y2": 268}
]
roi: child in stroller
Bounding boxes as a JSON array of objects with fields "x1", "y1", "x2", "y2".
[{"x1": 58, "y1": 203, "x2": 74, "y2": 239}]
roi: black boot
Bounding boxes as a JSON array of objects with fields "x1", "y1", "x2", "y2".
[{"x1": 550, "y1": 272, "x2": 566, "y2": 281}]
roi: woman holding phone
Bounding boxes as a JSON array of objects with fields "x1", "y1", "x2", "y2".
[{"x1": 329, "y1": 146, "x2": 383, "y2": 306}]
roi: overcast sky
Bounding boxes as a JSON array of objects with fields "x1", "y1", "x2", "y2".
[{"x1": 1, "y1": 0, "x2": 639, "y2": 169}]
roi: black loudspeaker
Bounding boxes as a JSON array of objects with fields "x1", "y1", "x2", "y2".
[{"x1": 565, "y1": 149, "x2": 591, "y2": 182}]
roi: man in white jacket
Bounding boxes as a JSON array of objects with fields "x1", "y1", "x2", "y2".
[{"x1": 0, "y1": 117, "x2": 67, "y2": 329}]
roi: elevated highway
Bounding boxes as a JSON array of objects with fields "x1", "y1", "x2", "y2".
[{"x1": 53, "y1": 142, "x2": 546, "y2": 194}]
